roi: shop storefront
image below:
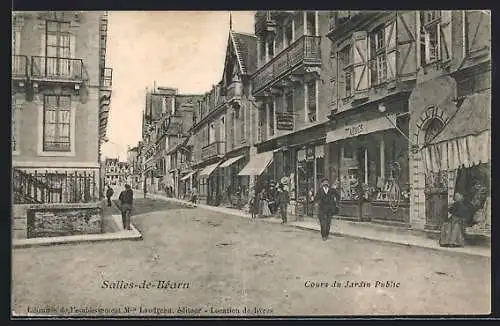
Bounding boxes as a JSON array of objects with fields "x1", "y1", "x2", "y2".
[
  {"x1": 295, "y1": 144, "x2": 324, "y2": 217},
  {"x1": 422, "y1": 91, "x2": 491, "y2": 235},
  {"x1": 197, "y1": 162, "x2": 221, "y2": 206},
  {"x1": 219, "y1": 152, "x2": 249, "y2": 208},
  {"x1": 326, "y1": 114, "x2": 410, "y2": 223}
]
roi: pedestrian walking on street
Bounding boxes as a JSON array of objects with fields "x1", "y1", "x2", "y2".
[
  {"x1": 105, "y1": 185, "x2": 114, "y2": 207},
  {"x1": 190, "y1": 187, "x2": 198, "y2": 206},
  {"x1": 277, "y1": 177, "x2": 290, "y2": 224},
  {"x1": 119, "y1": 184, "x2": 134, "y2": 230},
  {"x1": 315, "y1": 178, "x2": 340, "y2": 241}
]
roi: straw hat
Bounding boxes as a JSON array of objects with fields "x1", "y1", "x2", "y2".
[
  {"x1": 320, "y1": 178, "x2": 329, "y2": 186},
  {"x1": 280, "y1": 176, "x2": 289, "y2": 185}
]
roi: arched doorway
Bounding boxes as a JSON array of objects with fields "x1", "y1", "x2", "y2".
[{"x1": 423, "y1": 117, "x2": 448, "y2": 230}]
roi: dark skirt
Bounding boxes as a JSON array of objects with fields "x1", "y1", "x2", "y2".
[{"x1": 439, "y1": 215, "x2": 465, "y2": 248}]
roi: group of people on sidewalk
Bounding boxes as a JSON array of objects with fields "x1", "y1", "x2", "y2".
[{"x1": 250, "y1": 177, "x2": 341, "y2": 241}]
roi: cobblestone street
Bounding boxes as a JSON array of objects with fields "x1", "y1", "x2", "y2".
[{"x1": 12, "y1": 199, "x2": 490, "y2": 316}]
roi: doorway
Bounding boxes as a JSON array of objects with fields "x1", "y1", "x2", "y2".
[{"x1": 423, "y1": 118, "x2": 448, "y2": 230}]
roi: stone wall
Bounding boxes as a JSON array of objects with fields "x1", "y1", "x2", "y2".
[{"x1": 12, "y1": 202, "x2": 102, "y2": 239}]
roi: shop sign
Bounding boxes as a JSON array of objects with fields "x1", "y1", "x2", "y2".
[{"x1": 326, "y1": 115, "x2": 396, "y2": 143}]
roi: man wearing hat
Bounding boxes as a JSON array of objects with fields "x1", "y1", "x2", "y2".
[
  {"x1": 315, "y1": 178, "x2": 340, "y2": 240},
  {"x1": 277, "y1": 177, "x2": 290, "y2": 224}
]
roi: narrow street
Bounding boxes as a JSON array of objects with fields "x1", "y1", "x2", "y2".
[{"x1": 12, "y1": 198, "x2": 490, "y2": 316}]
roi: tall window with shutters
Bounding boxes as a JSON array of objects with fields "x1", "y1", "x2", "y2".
[
  {"x1": 46, "y1": 21, "x2": 72, "y2": 78},
  {"x1": 370, "y1": 25, "x2": 387, "y2": 85},
  {"x1": 339, "y1": 45, "x2": 353, "y2": 99},
  {"x1": 269, "y1": 100, "x2": 275, "y2": 137},
  {"x1": 307, "y1": 80, "x2": 317, "y2": 122},
  {"x1": 12, "y1": 96, "x2": 22, "y2": 153},
  {"x1": 420, "y1": 11, "x2": 441, "y2": 65},
  {"x1": 240, "y1": 107, "x2": 246, "y2": 143},
  {"x1": 43, "y1": 95, "x2": 71, "y2": 152}
]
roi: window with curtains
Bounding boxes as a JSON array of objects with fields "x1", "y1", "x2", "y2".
[
  {"x1": 267, "y1": 34, "x2": 275, "y2": 60},
  {"x1": 231, "y1": 111, "x2": 236, "y2": 147},
  {"x1": 43, "y1": 95, "x2": 71, "y2": 152},
  {"x1": 285, "y1": 20, "x2": 293, "y2": 47},
  {"x1": 307, "y1": 80, "x2": 317, "y2": 122},
  {"x1": 240, "y1": 108, "x2": 245, "y2": 143},
  {"x1": 370, "y1": 25, "x2": 387, "y2": 85},
  {"x1": 220, "y1": 116, "x2": 226, "y2": 143},
  {"x1": 306, "y1": 11, "x2": 316, "y2": 36},
  {"x1": 209, "y1": 123, "x2": 216, "y2": 144},
  {"x1": 12, "y1": 96, "x2": 22, "y2": 152},
  {"x1": 46, "y1": 21, "x2": 72, "y2": 77},
  {"x1": 269, "y1": 100, "x2": 275, "y2": 136},
  {"x1": 420, "y1": 11, "x2": 441, "y2": 65}
]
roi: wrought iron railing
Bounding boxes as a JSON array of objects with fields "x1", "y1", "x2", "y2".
[
  {"x1": 12, "y1": 55, "x2": 28, "y2": 78},
  {"x1": 12, "y1": 168, "x2": 98, "y2": 204},
  {"x1": 201, "y1": 141, "x2": 226, "y2": 161},
  {"x1": 276, "y1": 111, "x2": 295, "y2": 131},
  {"x1": 31, "y1": 56, "x2": 84, "y2": 80},
  {"x1": 252, "y1": 35, "x2": 321, "y2": 93}
]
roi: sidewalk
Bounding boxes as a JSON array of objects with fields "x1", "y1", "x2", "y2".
[{"x1": 139, "y1": 190, "x2": 490, "y2": 258}]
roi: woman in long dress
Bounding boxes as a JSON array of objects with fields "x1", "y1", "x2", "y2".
[
  {"x1": 259, "y1": 189, "x2": 271, "y2": 217},
  {"x1": 439, "y1": 192, "x2": 473, "y2": 247}
]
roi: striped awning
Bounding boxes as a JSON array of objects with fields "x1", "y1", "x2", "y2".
[
  {"x1": 219, "y1": 155, "x2": 245, "y2": 168},
  {"x1": 198, "y1": 162, "x2": 221, "y2": 177},
  {"x1": 181, "y1": 170, "x2": 196, "y2": 181},
  {"x1": 423, "y1": 91, "x2": 490, "y2": 173},
  {"x1": 238, "y1": 151, "x2": 274, "y2": 176}
]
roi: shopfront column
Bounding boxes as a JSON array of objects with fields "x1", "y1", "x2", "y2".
[
  {"x1": 364, "y1": 147, "x2": 368, "y2": 184},
  {"x1": 380, "y1": 138, "x2": 385, "y2": 179}
]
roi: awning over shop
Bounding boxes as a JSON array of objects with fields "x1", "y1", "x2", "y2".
[
  {"x1": 238, "y1": 151, "x2": 274, "y2": 176},
  {"x1": 326, "y1": 114, "x2": 397, "y2": 143},
  {"x1": 219, "y1": 155, "x2": 245, "y2": 168},
  {"x1": 423, "y1": 91, "x2": 490, "y2": 173},
  {"x1": 181, "y1": 170, "x2": 197, "y2": 181},
  {"x1": 198, "y1": 162, "x2": 221, "y2": 177}
]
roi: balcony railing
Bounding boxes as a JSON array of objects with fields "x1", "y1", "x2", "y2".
[
  {"x1": 252, "y1": 35, "x2": 321, "y2": 93},
  {"x1": 276, "y1": 111, "x2": 295, "y2": 131},
  {"x1": 201, "y1": 141, "x2": 226, "y2": 161},
  {"x1": 12, "y1": 55, "x2": 28, "y2": 79},
  {"x1": 31, "y1": 56, "x2": 84, "y2": 81},
  {"x1": 226, "y1": 81, "x2": 243, "y2": 100},
  {"x1": 101, "y1": 67, "x2": 112, "y2": 88},
  {"x1": 12, "y1": 168, "x2": 98, "y2": 204}
]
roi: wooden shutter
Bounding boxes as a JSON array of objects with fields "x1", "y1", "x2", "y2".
[
  {"x1": 465, "y1": 10, "x2": 490, "y2": 55},
  {"x1": 338, "y1": 55, "x2": 346, "y2": 100},
  {"x1": 352, "y1": 31, "x2": 369, "y2": 98},
  {"x1": 385, "y1": 20, "x2": 397, "y2": 81},
  {"x1": 396, "y1": 11, "x2": 417, "y2": 79},
  {"x1": 40, "y1": 27, "x2": 46, "y2": 74},
  {"x1": 330, "y1": 54, "x2": 338, "y2": 108},
  {"x1": 439, "y1": 10, "x2": 452, "y2": 62}
]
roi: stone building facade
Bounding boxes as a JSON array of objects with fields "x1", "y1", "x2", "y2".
[{"x1": 12, "y1": 11, "x2": 113, "y2": 239}]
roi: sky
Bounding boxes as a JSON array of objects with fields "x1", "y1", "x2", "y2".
[{"x1": 101, "y1": 11, "x2": 255, "y2": 161}]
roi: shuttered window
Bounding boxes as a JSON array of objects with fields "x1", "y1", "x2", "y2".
[
  {"x1": 43, "y1": 95, "x2": 71, "y2": 152},
  {"x1": 338, "y1": 45, "x2": 353, "y2": 98},
  {"x1": 307, "y1": 80, "x2": 317, "y2": 122},
  {"x1": 369, "y1": 25, "x2": 387, "y2": 85}
]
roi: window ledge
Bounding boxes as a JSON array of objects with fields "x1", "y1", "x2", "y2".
[{"x1": 37, "y1": 151, "x2": 76, "y2": 157}]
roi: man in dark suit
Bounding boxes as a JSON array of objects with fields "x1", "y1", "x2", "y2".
[
  {"x1": 315, "y1": 178, "x2": 340, "y2": 241},
  {"x1": 118, "y1": 184, "x2": 134, "y2": 230}
]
